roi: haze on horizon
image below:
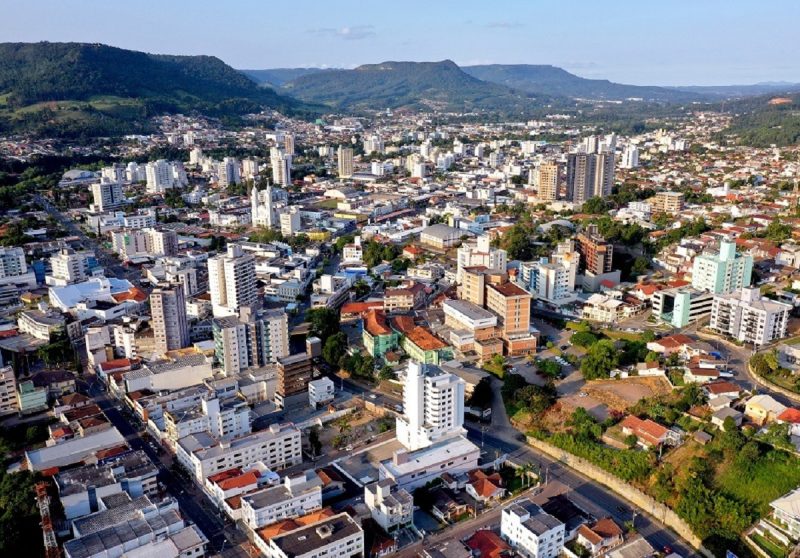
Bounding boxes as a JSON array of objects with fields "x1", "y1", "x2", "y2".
[{"x1": 1, "y1": 0, "x2": 798, "y2": 87}]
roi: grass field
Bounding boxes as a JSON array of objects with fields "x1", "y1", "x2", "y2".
[
  {"x1": 601, "y1": 329, "x2": 642, "y2": 341},
  {"x1": 715, "y1": 448, "x2": 800, "y2": 516},
  {"x1": 751, "y1": 533, "x2": 788, "y2": 558}
]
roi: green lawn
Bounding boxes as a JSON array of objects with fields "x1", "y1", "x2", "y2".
[
  {"x1": 601, "y1": 329, "x2": 642, "y2": 341},
  {"x1": 715, "y1": 449, "x2": 800, "y2": 515},
  {"x1": 751, "y1": 534, "x2": 788, "y2": 558}
]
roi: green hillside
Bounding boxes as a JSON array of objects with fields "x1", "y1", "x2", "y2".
[
  {"x1": 241, "y1": 68, "x2": 332, "y2": 87},
  {"x1": 280, "y1": 60, "x2": 559, "y2": 113},
  {"x1": 0, "y1": 42, "x2": 313, "y2": 137},
  {"x1": 719, "y1": 93, "x2": 800, "y2": 147},
  {"x1": 463, "y1": 64, "x2": 702, "y2": 103}
]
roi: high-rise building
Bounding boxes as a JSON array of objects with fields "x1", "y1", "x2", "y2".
[
  {"x1": 710, "y1": 287, "x2": 791, "y2": 346},
  {"x1": 241, "y1": 158, "x2": 260, "y2": 180},
  {"x1": 337, "y1": 145, "x2": 354, "y2": 178},
  {"x1": 652, "y1": 191, "x2": 684, "y2": 214},
  {"x1": 213, "y1": 307, "x2": 289, "y2": 375},
  {"x1": 0, "y1": 367, "x2": 18, "y2": 416},
  {"x1": 49, "y1": 248, "x2": 92, "y2": 286},
  {"x1": 485, "y1": 281, "x2": 537, "y2": 355},
  {"x1": 456, "y1": 235, "x2": 507, "y2": 284},
  {"x1": 148, "y1": 229, "x2": 179, "y2": 257},
  {"x1": 692, "y1": 239, "x2": 753, "y2": 295},
  {"x1": 396, "y1": 361, "x2": 466, "y2": 451},
  {"x1": 567, "y1": 153, "x2": 614, "y2": 204},
  {"x1": 537, "y1": 162, "x2": 561, "y2": 201},
  {"x1": 279, "y1": 208, "x2": 301, "y2": 237},
  {"x1": 519, "y1": 240, "x2": 579, "y2": 303},
  {"x1": 217, "y1": 157, "x2": 241, "y2": 187},
  {"x1": 276, "y1": 353, "x2": 314, "y2": 408},
  {"x1": 621, "y1": 145, "x2": 639, "y2": 169},
  {"x1": 208, "y1": 244, "x2": 257, "y2": 317},
  {"x1": 0, "y1": 246, "x2": 28, "y2": 280},
  {"x1": 90, "y1": 179, "x2": 125, "y2": 212},
  {"x1": 363, "y1": 134, "x2": 384, "y2": 155},
  {"x1": 283, "y1": 133, "x2": 295, "y2": 155},
  {"x1": 271, "y1": 148, "x2": 292, "y2": 186},
  {"x1": 145, "y1": 160, "x2": 175, "y2": 193},
  {"x1": 150, "y1": 283, "x2": 190, "y2": 355},
  {"x1": 576, "y1": 224, "x2": 614, "y2": 276}
]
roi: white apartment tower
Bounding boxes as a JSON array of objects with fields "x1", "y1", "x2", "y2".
[
  {"x1": 692, "y1": 239, "x2": 753, "y2": 295},
  {"x1": 279, "y1": 208, "x2": 301, "y2": 237},
  {"x1": 337, "y1": 145, "x2": 354, "y2": 178},
  {"x1": 213, "y1": 307, "x2": 289, "y2": 375},
  {"x1": 396, "y1": 361, "x2": 466, "y2": 451},
  {"x1": 456, "y1": 235, "x2": 507, "y2": 283},
  {"x1": 271, "y1": 148, "x2": 292, "y2": 186},
  {"x1": 145, "y1": 160, "x2": 174, "y2": 193},
  {"x1": 208, "y1": 244, "x2": 257, "y2": 317},
  {"x1": 150, "y1": 283, "x2": 190, "y2": 355},
  {"x1": 49, "y1": 248, "x2": 91, "y2": 286},
  {"x1": 621, "y1": 145, "x2": 640, "y2": 169},
  {"x1": 218, "y1": 157, "x2": 241, "y2": 187},
  {"x1": 90, "y1": 179, "x2": 125, "y2": 212},
  {"x1": 710, "y1": 287, "x2": 791, "y2": 347}
]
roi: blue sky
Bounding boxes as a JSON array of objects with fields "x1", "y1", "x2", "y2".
[{"x1": 1, "y1": 0, "x2": 798, "y2": 86}]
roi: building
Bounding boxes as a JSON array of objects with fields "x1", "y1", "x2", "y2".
[
  {"x1": 337, "y1": 145, "x2": 354, "y2": 178},
  {"x1": 771, "y1": 488, "x2": 800, "y2": 539},
  {"x1": 259, "y1": 511, "x2": 363, "y2": 558},
  {"x1": 218, "y1": 157, "x2": 242, "y2": 187},
  {"x1": 420, "y1": 224, "x2": 462, "y2": 250},
  {"x1": 276, "y1": 353, "x2": 314, "y2": 407},
  {"x1": 48, "y1": 248, "x2": 94, "y2": 286},
  {"x1": 576, "y1": 225, "x2": 613, "y2": 276},
  {"x1": 620, "y1": 145, "x2": 639, "y2": 169},
  {"x1": 17, "y1": 379, "x2": 48, "y2": 414},
  {"x1": 251, "y1": 184, "x2": 276, "y2": 229},
  {"x1": 519, "y1": 240, "x2": 579, "y2": 304},
  {"x1": 0, "y1": 366, "x2": 18, "y2": 416},
  {"x1": 279, "y1": 208, "x2": 302, "y2": 237},
  {"x1": 0, "y1": 246, "x2": 36, "y2": 287},
  {"x1": 456, "y1": 235, "x2": 507, "y2": 283},
  {"x1": 396, "y1": 361, "x2": 466, "y2": 451},
  {"x1": 241, "y1": 470, "x2": 323, "y2": 530},
  {"x1": 486, "y1": 281, "x2": 537, "y2": 355},
  {"x1": 692, "y1": 239, "x2": 753, "y2": 295},
  {"x1": 90, "y1": 179, "x2": 125, "y2": 212},
  {"x1": 537, "y1": 162, "x2": 561, "y2": 201},
  {"x1": 710, "y1": 287, "x2": 791, "y2": 346},
  {"x1": 145, "y1": 159, "x2": 185, "y2": 193},
  {"x1": 208, "y1": 244, "x2": 257, "y2": 317},
  {"x1": 213, "y1": 307, "x2": 290, "y2": 375},
  {"x1": 177, "y1": 424, "x2": 302, "y2": 482},
  {"x1": 308, "y1": 377, "x2": 335, "y2": 408},
  {"x1": 652, "y1": 191, "x2": 684, "y2": 214},
  {"x1": 652, "y1": 287, "x2": 714, "y2": 328},
  {"x1": 150, "y1": 283, "x2": 190, "y2": 355},
  {"x1": 501, "y1": 499, "x2": 565, "y2": 558},
  {"x1": 271, "y1": 148, "x2": 292, "y2": 186},
  {"x1": 567, "y1": 152, "x2": 614, "y2": 205},
  {"x1": 364, "y1": 479, "x2": 414, "y2": 532},
  {"x1": 362, "y1": 309, "x2": 400, "y2": 360}
]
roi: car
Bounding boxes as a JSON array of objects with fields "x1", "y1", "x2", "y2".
[
  {"x1": 560, "y1": 345, "x2": 569, "y2": 351},
  {"x1": 369, "y1": 394, "x2": 378, "y2": 400},
  {"x1": 578, "y1": 392, "x2": 588, "y2": 398}
]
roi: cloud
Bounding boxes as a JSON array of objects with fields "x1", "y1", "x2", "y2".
[
  {"x1": 485, "y1": 21, "x2": 524, "y2": 29},
  {"x1": 309, "y1": 25, "x2": 376, "y2": 41}
]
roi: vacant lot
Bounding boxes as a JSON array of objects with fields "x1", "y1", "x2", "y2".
[{"x1": 582, "y1": 377, "x2": 672, "y2": 413}]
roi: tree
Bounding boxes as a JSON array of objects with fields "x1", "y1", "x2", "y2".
[
  {"x1": 306, "y1": 307, "x2": 340, "y2": 340},
  {"x1": 631, "y1": 257, "x2": 649, "y2": 276},
  {"x1": 308, "y1": 427, "x2": 322, "y2": 458},
  {"x1": 583, "y1": 197, "x2": 610, "y2": 214},
  {"x1": 377, "y1": 366, "x2": 396, "y2": 381},
  {"x1": 483, "y1": 354, "x2": 506, "y2": 378},
  {"x1": 536, "y1": 359, "x2": 562, "y2": 379},
  {"x1": 322, "y1": 333, "x2": 348, "y2": 367},
  {"x1": 571, "y1": 331, "x2": 599, "y2": 348},
  {"x1": 468, "y1": 378, "x2": 493, "y2": 409},
  {"x1": 501, "y1": 223, "x2": 535, "y2": 260},
  {"x1": 580, "y1": 340, "x2": 620, "y2": 380}
]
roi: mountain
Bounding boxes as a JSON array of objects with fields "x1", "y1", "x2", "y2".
[
  {"x1": 241, "y1": 68, "x2": 334, "y2": 87},
  {"x1": 462, "y1": 64, "x2": 703, "y2": 103},
  {"x1": 717, "y1": 92, "x2": 800, "y2": 147},
  {"x1": 279, "y1": 60, "x2": 558, "y2": 113},
  {"x1": 671, "y1": 82, "x2": 800, "y2": 98},
  {"x1": 0, "y1": 42, "x2": 313, "y2": 137}
]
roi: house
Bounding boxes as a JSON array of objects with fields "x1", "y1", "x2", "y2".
[
  {"x1": 430, "y1": 487, "x2": 469, "y2": 523},
  {"x1": 635, "y1": 361, "x2": 664, "y2": 376},
  {"x1": 364, "y1": 479, "x2": 414, "y2": 532},
  {"x1": 466, "y1": 529, "x2": 511, "y2": 558},
  {"x1": 703, "y1": 381, "x2": 742, "y2": 399},
  {"x1": 605, "y1": 537, "x2": 656, "y2": 558},
  {"x1": 575, "y1": 518, "x2": 624, "y2": 555},
  {"x1": 646, "y1": 334, "x2": 694, "y2": 356},
  {"x1": 711, "y1": 407, "x2": 743, "y2": 430},
  {"x1": 745, "y1": 394, "x2": 787, "y2": 425},
  {"x1": 620, "y1": 416, "x2": 669, "y2": 447},
  {"x1": 466, "y1": 470, "x2": 506, "y2": 503},
  {"x1": 707, "y1": 395, "x2": 736, "y2": 411},
  {"x1": 683, "y1": 366, "x2": 719, "y2": 384},
  {"x1": 776, "y1": 408, "x2": 800, "y2": 437},
  {"x1": 541, "y1": 495, "x2": 591, "y2": 541},
  {"x1": 771, "y1": 488, "x2": 800, "y2": 539}
]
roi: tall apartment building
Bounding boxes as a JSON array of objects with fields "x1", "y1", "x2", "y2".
[
  {"x1": 576, "y1": 224, "x2": 614, "y2": 276},
  {"x1": 90, "y1": 179, "x2": 125, "y2": 212},
  {"x1": 691, "y1": 239, "x2": 753, "y2": 295},
  {"x1": 271, "y1": 148, "x2": 292, "y2": 186},
  {"x1": 0, "y1": 366, "x2": 18, "y2": 416},
  {"x1": 145, "y1": 160, "x2": 179, "y2": 193},
  {"x1": 49, "y1": 248, "x2": 92, "y2": 286},
  {"x1": 519, "y1": 240, "x2": 579, "y2": 303},
  {"x1": 567, "y1": 152, "x2": 614, "y2": 205},
  {"x1": 241, "y1": 157, "x2": 260, "y2": 180},
  {"x1": 148, "y1": 229, "x2": 179, "y2": 257},
  {"x1": 486, "y1": 281, "x2": 537, "y2": 355},
  {"x1": 621, "y1": 144, "x2": 639, "y2": 169},
  {"x1": 279, "y1": 208, "x2": 302, "y2": 237},
  {"x1": 456, "y1": 235, "x2": 507, "y2": 283},
  {"x1": 537, "y1": 162, "x2": 561, "y2": 201},
  {"x1": 208, "y1": 244, "x2": 257, "y2": 317},
  {"x1": 213, "y1": 307, "x2": 289, "y2": 375},
  {"x1": 710, "y1": 287, "x2": 791, "y2": 346},
  {"x1": 337, "y1": 145, "x2": 354, "y2": 178},
  {"x1": 363, "y1": 134, "x2": 385, "y2": 154},
  {"x1": 241, "y1": 470, "x2": 323, "y2": 530},
  {"x1": 150, "y1": 283, "x2": 190, "y2": 355},
  {"x1": 0, "y1": 246, "x2": 36, "y2": 289},
  {"x1": 276, "y1": 353, "x2": 314, "y2": 408},
  {"x1": 396, "y1": 361, "x2": 466, "y2": 451},
  {"x1": 217, "y1": 157, "x2": 242, "y2": 187},
  {"x1": 652, "y1": 191, "x2": 685, "y2": 214},
  {"x1": 459, "y1": 266, "x2": 508, "y2": 307}
]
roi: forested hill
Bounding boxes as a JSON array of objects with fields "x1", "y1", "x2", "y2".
[{"x1": 0, "y1": 42, "x2": 313, "y2": 137}]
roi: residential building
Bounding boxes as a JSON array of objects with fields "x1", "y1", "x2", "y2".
[
  {"x1": 362, "y1": 309, "x2": 401, "y2": 360},
  {"x1": 176, "y1": 424, "x2": 302, "y2": 482},
  {"x1": 576, "y1": 225, "x2": 613, "y2": 276},
  {"x1": 364, "y1": 479, "x2": 414, "y2": 532},
  {"x1": 241, "y1": 470, "x2": 323, "y2": 530},
  {"x1": 271, "y1": 148, "x2": 292, "y2": 186},
  {"x1": 337, "y1": 145, "x2": 354, "y2": 178},
  {"x1": 0, "y1": 367, "x2": 18, "y2": 416},
  {"x1": 164, "y1": 396, "x2": 251, "y2": 445},
  {"x1": 259, "y1": 511, "x2": 363, "y2": 558},
  {"x1": 691, "y1": 239, "x2": 753, "y2": 295},
  {"x1": 771, "y1": 488, "x2": 800, "y2": 539},
  {"x1": 456, "y1": 235, "x2": 507, "y2": 283},
  {"x1": 48, "y1": 248, "x2": 95, "y2": 286},
  {"x1": 279, "y1": 208, "x2": 302, "y2": 237},
  {"x1": 218, "y1": 157, "x2": 242, "y2": 187},
  {"x1": 519, "y1": 240, "x2": 579, "y2": 304},
  {"x1": 486, "y1": 281, "x2": 537, "y2": 355},
  {"x1": 208, "y1": 244, "x2": 257, "y2": 317},
  {"x1": 567, "y1": 152, "x2": 614, "y2": 205},
  {"x1": 150, "y1": 283, "x2": 190, "y2": 355},
  {"x1": 537, "y1": 162, "x2": 561, "y2": 201},
  {"x1": 0, "y1": 246, "x2": 36, "y2": 287},
  {"x1": 744, "y1": 394, "x2": 787, "y2": 426},
  {"x1": 396, "y1": 360, "x2": 466, "y2": 451},
  {"x1": 652, "y1": 191, "x2": 685, "y2": 214},
  {"x1": 308, "y1": 377, "x2": 335, "y2": 408},
  {"x1": 621, "y1": 145, "x2": 639, "y2": 169},
  {"x1": 501, "y1": 498, "x2": 565, "y2": 558},
  {"x1": 276, "y1": 353, "x2": 314, "y2": 407},
  {"x1": 710, "y1": 287, "x2": 791, "y2": 346},
  {"x1": 213, "y1": 307, "x2": 289, "y2": 375},
  {"x1": 90, "y1": 179, "x2": 125, "y2": 212}
]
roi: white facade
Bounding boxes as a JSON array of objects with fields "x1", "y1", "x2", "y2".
[
  {"x1": 364, "y1": 479, "x2": 413, "y2": 532},
  {"x1": 308, "y1": 377, "x2": 335, "y2": 408},
  {"x1": 150, "y1": 283, "x2": 190, "y2": 355},
  {"x1": 258, "y1": 512, "x2": 363, "y2": 558},
  {"x1": 456, "y1": 235, "x2": 507, "y2": 283},
  {"x1": 213, "y1": 308, "x2": 289, "y2": 375},
  {"x1": 0, "y1": 366, "x2": 18, "y2": 416},
  {"x1": 501, "y1": 499, "x2": 565, "y2": 558},
  {"x1": 279, "y1": 208, "x2": 301, "y2": 237},
  {"x1": 396, "y1": 361, "x2": 466, "y2": 451},
  {"x1": 519, "y1": 240, "x2": 579, "y2": 303},
  {"x1": 241, "y1": 470, "x2": 323, "y2": 529},
  {"x1": 271, "y1": 149, "x2": 292, "y2": 186},
  {"x1": 621, "y1": 145, "x2": 639, "y2": 169},
  {"x1": 49, "y1": 248, "x2": 92, "y2": 286},
  {"x1": 692, "y1": 240, "x2": 753, "y2": 295},
  {"x1": 90, "y1": 179, "x2": 125, "y2": 212},
  {"x1": 710, "y1": 288, "x2": 791, "y2": 346},
  {"x1": 208, "y1": 244, "x2": 257, "y2": 317},
  {"x1": 217, "y1": 157, "x2": 242, "y2": 187}
]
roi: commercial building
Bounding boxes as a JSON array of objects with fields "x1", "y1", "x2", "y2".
[
  {"x1": 420, "y1": 224, "x2": 462, "y2": 250},
  {"x1": 501, "y1": 498, "x2": 565, "y2": 558},
  {"x1": 308, "y1": 377, "x2": 335, "y2": 408},
  {"x1": 150, "y1": 283, "x2": 190, "y2": 355},
  {"x1": 652, "y1": 287, "x2": 714, "y2": 328},
  {"x1": 276, "y1": 353, "x2": 314, "y2": 407},
  {"x1": 279, "y1": 207, "x2": 302, "y2": 237},
  {"x1": 486, "y1": 281, "x2": 537, "y2": 355},
  {"x1": 691, "y1": 239, "x2": 753, "y2": 295},
  {"x1": 208, "y1": 244, "x2": 257, "y2": 317},
  {"x1": 710, "y1": 287, "x2": 791, "y2": 346}
]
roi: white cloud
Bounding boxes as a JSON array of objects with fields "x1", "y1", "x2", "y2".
[{"x1": 309, "y1": 25, "x2": 376, "y2": 41}]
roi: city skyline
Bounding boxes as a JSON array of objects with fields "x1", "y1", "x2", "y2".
[{"x1": 1, "y1": 0, "x2": 799, "y2": 86}]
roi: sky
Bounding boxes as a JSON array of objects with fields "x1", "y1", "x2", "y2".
[{"x1": 1, "y1": 0, "x2": 798, "y2": 86}]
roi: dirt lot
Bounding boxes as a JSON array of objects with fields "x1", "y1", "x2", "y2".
[
  {"x1": 315, "y1": 405, "x2": 394, "y2": 451},
  {"x1": 582, "y1": 377, "x2": 672, "y2": 413}
]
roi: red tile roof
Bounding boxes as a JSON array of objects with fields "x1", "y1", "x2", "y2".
[
  {"x1": 620, "y1": 415, "x2": 668, "y2": 445},
  {"x1": 466, "y1": 530, "x2": 510, "y2": 558},
  {"x1": 364, "y1": 309, "x2": 393, "y2": 336},
  {"x1": 778, "y1": 408, "x2": 800, "y2": 424}
]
